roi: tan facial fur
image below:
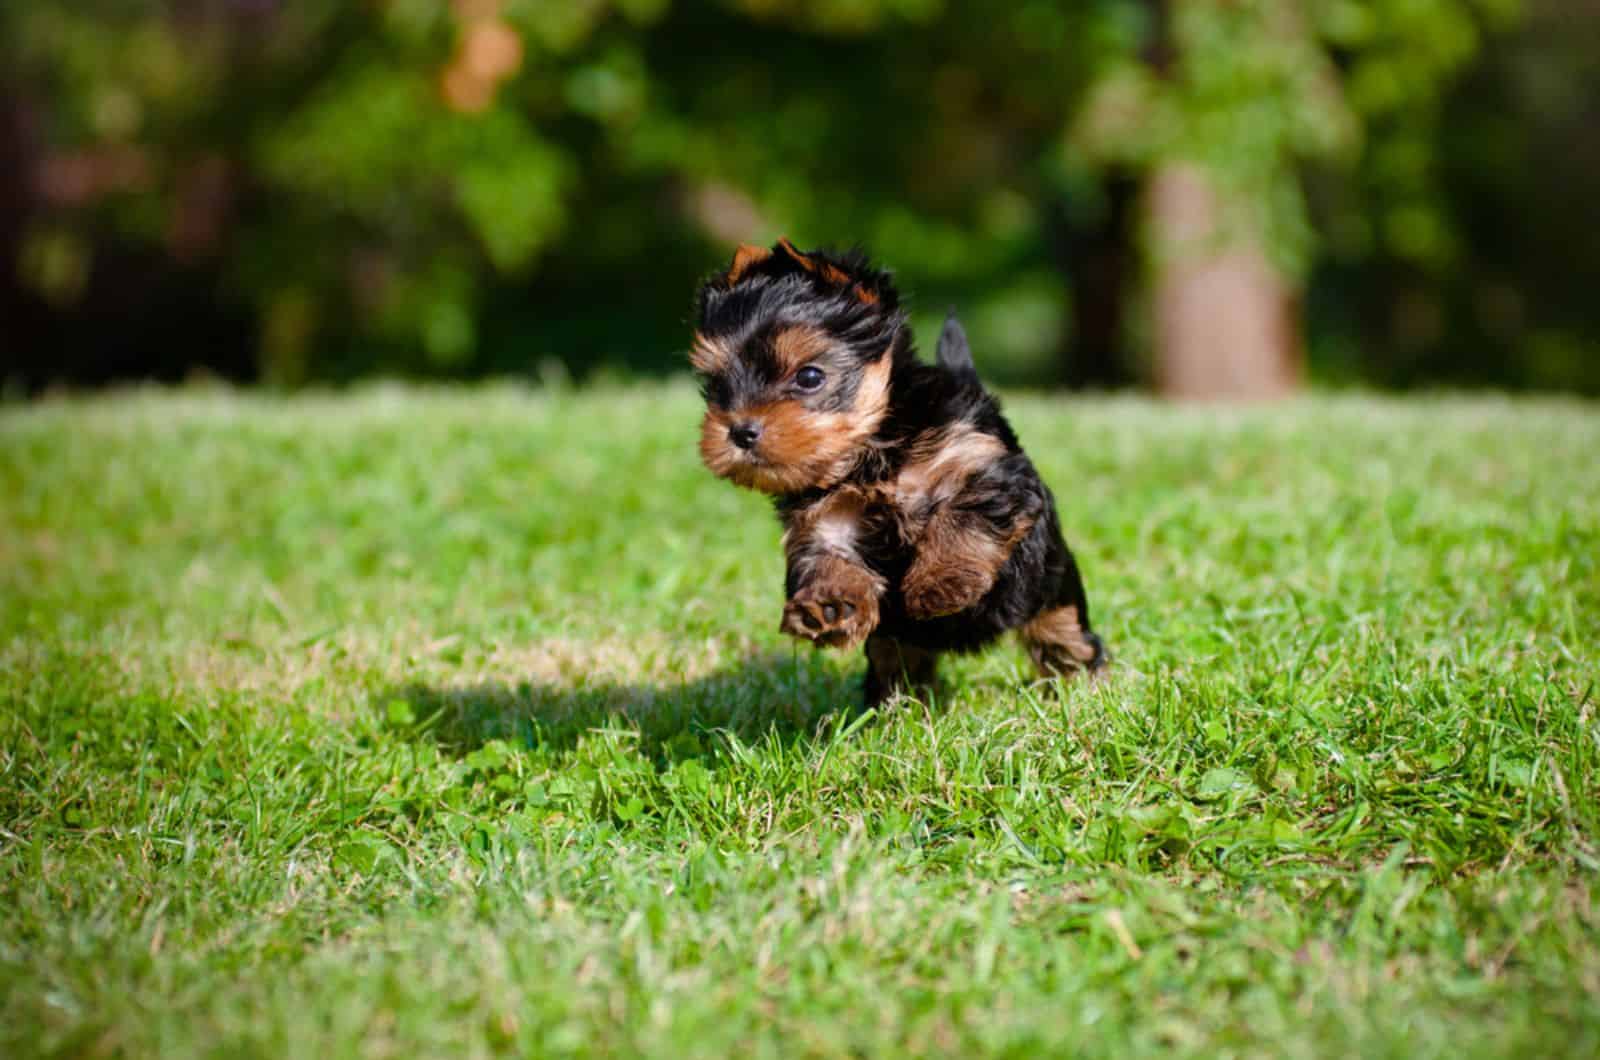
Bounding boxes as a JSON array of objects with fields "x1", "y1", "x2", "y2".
[
  {"x1": 698, "y1": 351, "x2": 891, "y2": 494},
  {"x1": 689, "y1": 332, "x2": 732, "y2": 375},
  {"x1": 770, "y1": 325, "x2": 832, "y2": 377}
]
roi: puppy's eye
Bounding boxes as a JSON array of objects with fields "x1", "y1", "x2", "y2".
[{"x1": 794, "y1": 365, "x2": 826, "y2": 391}]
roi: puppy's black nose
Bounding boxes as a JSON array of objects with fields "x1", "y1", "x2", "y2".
[{"x1": 728, "y1": 421, "x2": 762, "y2": 450}]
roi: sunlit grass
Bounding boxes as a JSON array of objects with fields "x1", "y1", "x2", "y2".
[{"x1": 3, "y1": 383, "x2": 1597, "y2": 1057}]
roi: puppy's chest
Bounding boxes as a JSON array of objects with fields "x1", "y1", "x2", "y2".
[
  {"x1": 785, "y1": 480, "x2": 919, "y2": 561},
  {"x1": 789, "y1": 426, "x2": 1006, "y2": 557},
  {"x1": 852, "y1": 478, "x2": 933, "y2": 553}
]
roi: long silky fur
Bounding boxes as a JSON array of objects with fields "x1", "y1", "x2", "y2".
[{"x1": 693, "y1": 240, "x2": 1105, "y2": 700}]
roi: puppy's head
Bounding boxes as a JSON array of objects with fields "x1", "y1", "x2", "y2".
[{"x1": 691, "y1": 239, "x2": 906, "y2": 494}]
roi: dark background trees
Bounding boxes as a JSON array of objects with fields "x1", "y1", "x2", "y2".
[{"x1": 3, "y1": 0, "x2": 1595, "y2": 396}]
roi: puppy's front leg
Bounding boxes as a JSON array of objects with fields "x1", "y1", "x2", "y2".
[
  {"x1": 780, "y1": 556, "x2": 883, "y2": 649},
  {"x1": 901, "y1": 455, "x2": 1044, "y2": 620},
  {"x1": 778, "y1": 490, "x2": 884, "y2": 650}
]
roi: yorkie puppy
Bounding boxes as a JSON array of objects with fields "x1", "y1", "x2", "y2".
[{"x1": 692, "y1": 239, "x2": 1106, "y2": 705}]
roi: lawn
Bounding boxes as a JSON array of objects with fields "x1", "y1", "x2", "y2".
[{"x1": 2, "y1": 383, "x2": 1597, "y2": 1058}]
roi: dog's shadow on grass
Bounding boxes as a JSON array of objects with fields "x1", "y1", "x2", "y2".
[{"x1": 382, "y1": 651, "x2": 870, "y2": 763}]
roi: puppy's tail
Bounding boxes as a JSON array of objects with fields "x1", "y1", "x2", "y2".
[{"x1": 936, "y1": 310, "x2": 979, "y2": 383}]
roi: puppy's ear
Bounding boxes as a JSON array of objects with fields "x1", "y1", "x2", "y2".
[
  {"x1": 724, "y1": 243, "x2": 773, "y2": 285},
  {"x1": 774, "y1": 238, "x2": 816, "y2": 270},
  {"x1": 776, "y1": 238, "x2": 850, "y2": 286},
  {"x1": 775, "y1": 238, "x2": 880, "y2": 304},
  {"x1": 716, "y1": 238, "x2": 891, "y2": 308}
]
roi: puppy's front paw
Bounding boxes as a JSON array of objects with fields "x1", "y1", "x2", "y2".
[{"x1": 780, "y1": 578, "x2": 880, "y2": 650}]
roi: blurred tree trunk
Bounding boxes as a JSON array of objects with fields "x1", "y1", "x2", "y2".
[
  {"x1": 1146, "y1": 164, "x2": 1302, "y2": 399},
  {"x1": 1138, "y1": 0, "x2": 1301, "y2": 400}
]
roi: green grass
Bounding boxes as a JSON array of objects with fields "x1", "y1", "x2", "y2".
[{"x1": 3, "y1": 382, "x2": 1598, "y2": 1058}]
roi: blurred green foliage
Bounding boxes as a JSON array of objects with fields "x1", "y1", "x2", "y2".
[{"x1": 3, "y1": 0, "x2": 1595, "y2": 390}]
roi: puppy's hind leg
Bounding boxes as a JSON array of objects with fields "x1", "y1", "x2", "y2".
[
  {"x1": 1020, "y1": 603, "x2": 1107, "y2": 683},
  {"x1": 863, "y1": 635, "x2": 939, "y2": 707}
]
